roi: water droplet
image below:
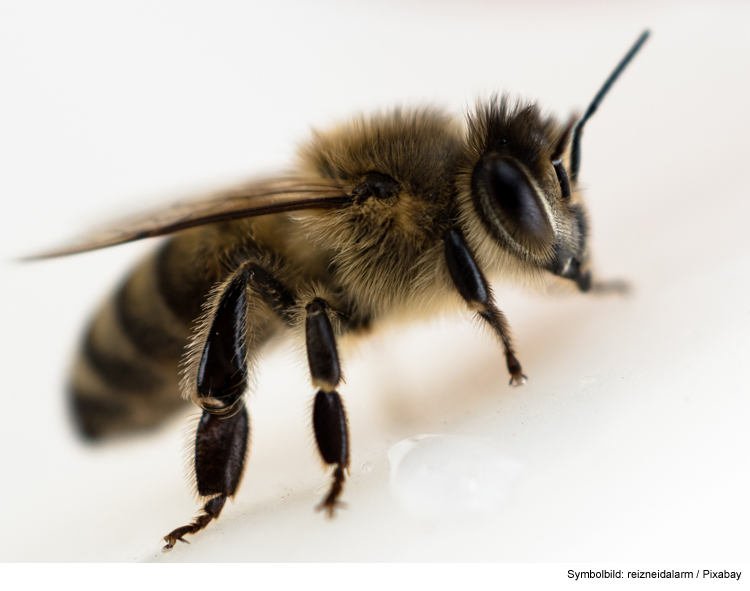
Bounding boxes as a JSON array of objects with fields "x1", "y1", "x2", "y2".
[
  {"x1": 361, "y1": 461, "x2": 373, "y2": 473},
  {"x1": 580, "y1": 376, "x2": 597, "y2": 384},
  {"x1": 388, "y1": 434, "x2": 522, "y2": 517}
]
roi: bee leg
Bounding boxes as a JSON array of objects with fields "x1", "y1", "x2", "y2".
[
  {"x1": 163, "y1": 269, "x2": 251, "y2": 551},
  {"x1": 559, "y1": 257, "x2": 630, "y2": 295},
  {"x1": 443, "y1": 228, "x2": 527, "y2": 386},
  {"x1": 306, "y1": 298, "x2": 350, "y2": 517}
]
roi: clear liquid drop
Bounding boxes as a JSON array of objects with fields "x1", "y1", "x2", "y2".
[{"x1": 388, "y1": 434, "x2": 522, "y2": 517}]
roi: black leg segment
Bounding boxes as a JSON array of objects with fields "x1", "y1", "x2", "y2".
[
  {"x1": 305, "y1": 298, "x2": 350, "y2": 517},
  {"x1": 194, "y1": 408, "x2": 249, "y2": 498},
  {"x1": 443, "y1": 228, "x2": 526, "y2": 385},
  {"x1": 196, "y1": 269, "x2": 250, "y2": 412},
  {"x1": 313, "y1": 390, "x2": 349, "y2": 466},
  {"x1": 306, "y1": 298, "x2": 341, "y2": 391}
]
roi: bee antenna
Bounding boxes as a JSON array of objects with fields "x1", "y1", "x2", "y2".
[{"x1": 569, "y1": 29, "x2": 650, "y2": 183}]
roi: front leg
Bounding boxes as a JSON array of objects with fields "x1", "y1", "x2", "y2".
[
  {"x1": 443, "y1": 228, "x2": 526, "y2": 386},
  {"x1": 558, "y1": 256, "x2": 629, "y2": 295},
  {"x1": 306, "y1": 298, "x2": 350, "y2": 517}
]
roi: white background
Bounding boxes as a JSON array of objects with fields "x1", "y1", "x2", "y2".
[{"x1": 1, "y1": 0, "x2": 748, "y2": 564}]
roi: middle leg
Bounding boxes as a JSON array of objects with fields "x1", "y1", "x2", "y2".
[{"x1": 305, "y1": 297, "x2": 350, "y2": 517}]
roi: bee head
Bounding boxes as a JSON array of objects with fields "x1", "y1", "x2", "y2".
[
  {"x1": 461, "y1": 96, "x2": 590, "y2": 290},
  {"x1": 458, "y1": 32, "x2": 649, "y2": 292}
]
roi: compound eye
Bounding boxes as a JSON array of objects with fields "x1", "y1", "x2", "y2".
[
  {"x1": 552, "y1": 159, "x2": 571, "y2": 201},
  {"x1": 472, "y1": 154, "x2": 554, "y2": 253}
]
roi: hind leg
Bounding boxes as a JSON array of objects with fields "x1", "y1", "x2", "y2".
[
  {"x1": 162, "y1": 260, "x2": 293, "y2": 550},
  {"x1": 162, "y1": 266, "x2": 252, "y2": 550}
]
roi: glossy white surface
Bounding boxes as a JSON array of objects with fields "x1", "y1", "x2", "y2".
[{"x1": 1, "y1": 0, "x2": 748, "y2": 562}]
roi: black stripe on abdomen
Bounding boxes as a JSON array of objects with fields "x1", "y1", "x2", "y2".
[
  {"x1": 114, "y1": 254, "x2": 192, "y2": 361},
  {"x1": 82, "y1": 329, "x2": 165, "y2": 393},
  {"x1": 156, "y1": 236, "x2": 218, "y2": 327}
]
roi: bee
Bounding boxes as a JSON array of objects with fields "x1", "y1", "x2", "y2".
[{"x1": 31, "y1": 31, "x2": 649, "y2": 550}]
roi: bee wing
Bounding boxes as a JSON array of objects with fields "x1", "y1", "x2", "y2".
[{"x1": 26, "y1": 177, "x2": 351, "y2": 259}]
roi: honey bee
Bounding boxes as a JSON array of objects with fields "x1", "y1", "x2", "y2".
[{"x1": 31, "y1": 31, "x2": 649, "y2": 550}]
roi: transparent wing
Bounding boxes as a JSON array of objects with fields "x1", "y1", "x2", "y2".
[{"x1": 26, "y1": 177, "x2": 351, "y2": 259}]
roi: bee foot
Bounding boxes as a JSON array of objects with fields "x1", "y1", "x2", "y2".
[
  {"x1": 315, "y1": 499, "x2": 348, "y2": 519},
  {"x1": 509, "y1": 373, "x2": 528, "y2": 387},
  {"x1": 162, "y1": 525, "x2": 194, "y2": 552}
]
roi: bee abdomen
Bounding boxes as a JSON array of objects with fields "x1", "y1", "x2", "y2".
[{"x1": 70, "y1": 235, "x2": 218, "y2": 439}]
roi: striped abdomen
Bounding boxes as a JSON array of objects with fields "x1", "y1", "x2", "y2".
[{"x1": 70, "y1": 232, "x2": 220, "y2": 439}]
